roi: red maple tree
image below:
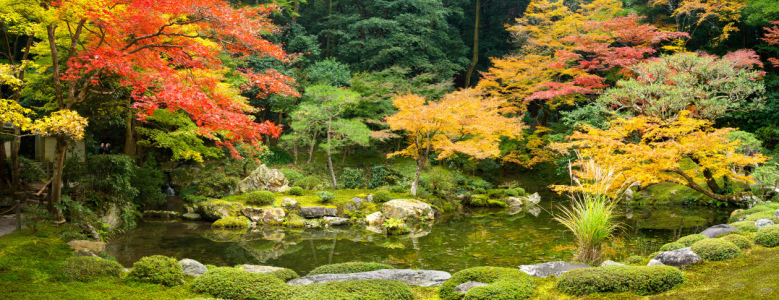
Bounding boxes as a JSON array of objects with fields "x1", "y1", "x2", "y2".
[{"x1": 764, "y1": 21, "x2": 779, "y2": 67}]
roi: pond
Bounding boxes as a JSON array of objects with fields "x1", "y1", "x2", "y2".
[{"x1": 107, "y1": 195, "x2": 731, "y2": 275}]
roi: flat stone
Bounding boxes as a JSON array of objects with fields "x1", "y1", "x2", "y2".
[
  {"x1": 299, "y1": 206, "x2": 337, "y2": 218},
  {"x1": 455, "y1": 281, "x2": 488, "y2": 294},
  {"x1": 179, "y1": 259, "x2": 207, "y2": 277},
  {"x1": 755, "y1": 219, "x2": 775, "y2": 229},
  {"x1": 241, "y1": 265, "x2": 286, "y2": 274},
  {"x1": 287, "y1": 269, "x2": 451, "y2": 287},
  {"x1": 518, "y1": 261, "x2": 590, "y2": 278},
  {"x1": 600, "y1": 260, "x2": 626, "y2": 267},
  {"x1": 323, "y1": 217, "x2": 350, "y2": 226},
  {"x1": 647, "y1": 247, "x2": 701, "y2": 268},
  {"x1": 67, "y1": 240, "x2": 106, "y2": 253},
  {"x1": 261, "y1": 208, "x2": 285, "y2": 224},
  {"x1": 75, "y1": 249, "x2": 97, "y2": 257},
  {"x1": 182, "y1": 213, "x2": 202, "y2": 221},
  {"x1": 700, "y1": 224, "x2": 739, "y2": 238}
]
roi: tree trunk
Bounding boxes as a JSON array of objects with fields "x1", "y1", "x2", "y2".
[
  {"x1": 306, "y1": 132, "x2": 317, "y2": 164},
  {"x1": 0, "y1": 139, "x2": 7, "y2": 187},
  {"x1": 50, "y1": 134, "x2": 69, "y2": 219},
  {"x1": 464, "y1": 0, "x2": 480, "y2": 87},
  {"x1": 293, "y1": 143, "x2": 299, "y2": 166},
  {"x1": 10, "y1": 127, "x2": 21, "y2": 187},
  {"x1": 326, "y1": 122, "x2": 337, "y2": 189},
  {"x1": 124, "y1": 106, "x2": 136, "y2": 156},
  {"x1": 667, "y1": 168, "x2": 746, "y2": 205},
  {"x1": 410, "y1": 157, "x2": 423, "y2": 196},
  {"x1": 292, "y1": 0, "x2": 300, "y2": 23}
]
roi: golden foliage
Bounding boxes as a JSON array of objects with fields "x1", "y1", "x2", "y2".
[{"x1": 652, "y1": 0, "x2": 747, "y2": 44}]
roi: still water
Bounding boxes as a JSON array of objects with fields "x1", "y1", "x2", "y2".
[{"x1": 108, "y1": 197, "x2": 731, "y2": 275}]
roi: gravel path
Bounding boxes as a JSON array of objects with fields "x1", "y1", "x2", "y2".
[{"x1": 0, "y1": 215, "x2": 24, "y2": 237}]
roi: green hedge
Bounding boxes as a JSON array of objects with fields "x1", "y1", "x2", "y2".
[
  {"x1": 59, "y1": 256, "x2": 124, "y2": 282},
  {"x1": 690, "y1": 238, "x2": 741, "y2": 261},
  {"x1": 266, "y1": 268, "x2": 300, "y2": 282},
  {"x1": 191, "y1": 267, "x2": 295, "y2": 300},
  {"x1": 125, "y1": 255, "x2": 183, "y2": 287},
  {"x1": 439, "y1": 267, "x2": 535, "y2": 300},
  {"x1": 307, "y1": 262, "x2": 394, "y2": 276},
  {"x1": 721, "y1": 234, "x2": 752, "y2": 250},
  {"x1": 677, "y1": 234, "x2": 708, "y2": 247},
  {"x1": 556, "y1": 266, "x2": 685, "y2": 296},
  {"x1": 289, "y1": 279, "x2": 414, "y2": 300},
  {"x1": 373, "y1": 190, "x2": 392, "y2": 203},
  {"x1": 755, "y1": 225, "x2": 779, "y2": 247}
]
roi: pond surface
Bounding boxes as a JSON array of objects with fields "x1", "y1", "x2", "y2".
[{"x1": 108, "y1": 196, "x2": 731, "y2": 275}]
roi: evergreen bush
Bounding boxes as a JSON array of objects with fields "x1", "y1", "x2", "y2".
[
  {"x1": 721, "y1": 234, "x2": 753, "y2": 250},
  {"x1": 439, "y1": 267, "x2": 535, "y2": 300},
  {"x1": 690, "y1": 238, "x2": 741, "y2": 261},
  {"x1": 191, "y1": 267, "x2": 294, "y2": 300},
  {"x1": 755, "y1": 225, "x2": 779, "y2": 247},
  {"x1": 288, "y1": 186, "x2": 304, "y2": 196},
  {"x1": 373, "y1": 190, "x2": 392, "y2": 203},
  {"x1": 317, "y1": 191, "x2": 335, "y2": 203},
  {"x1": 677, "y1": 234, "x2": 708, "y2": 247},
  {"x1": 297, "y1": 176, "x2": 321, "y2": 190},
  {"x1": 280, "y1": 168, "x2": 303, "y2": 185},
  {"x1": 557, "y1": 265, "x2": 684, "y2": 296},
  {"x1": 125, "y1": 255, "x2": 183, "y2": 287},
  {"x1": 246, "y1": 191, "x2": 275, "y2": 206},
  {"x1": 290, "y1": 279, "x2": 414, "y2": 300},
  {"x1": 339, "y1": 168, "x2": 365, "y2": 189},
  {"x1": 659, "y1": 242, "x2": 686, "y2": 252},
  {"x1": 59, "y1": 256, "x2": 124, "y2": 282}
]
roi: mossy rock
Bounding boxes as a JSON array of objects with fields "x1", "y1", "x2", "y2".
[
  {"x1": 690, "y1": 238, "x2": 741, "y2": 261},
  {"x1": 754, "y1": 225, "x2": 779, "y2": 247},
  {"x1": 212, "y1": 216, "x2": 251, "y2": 228},
  {"x1": 59, "y1": 256, "x2": 124, "y2": 282},
  {"x1": 125, "y1": 255, "x2": 184, "y2": 287},
  {"x1": 191, "y1": 267, "x2": 295, "y2": 300},
  {"x1": 308, "y1": 262, "x2": 394, "y2": 276},
  {"x1": 556, "y1": 265, "x2": 685, "y2": 296},
  {"x1": 730, "y1": 221, "x2": 759, "y2": 232},
  {"x1": 677, "y1": 234, "x2": 708, "y2": 247},
  {"x1": 659, "y1": 242, "x2": 686, "y2": 252},
  {"x1": 439, "y1": 266, "x2": 535, "y2": 300},
  {"x1": 289, "y1": 279, "x2": 414, "y2": 300},
  {"x1": 721, "y1": 234, "x2": 753, "y2": 250},
  {"x1": 623, "y1": 255, "x2": 646, "y2": 265},
  {"x1": 197, "y1": 199, "x2": 244, "y2": 221}
]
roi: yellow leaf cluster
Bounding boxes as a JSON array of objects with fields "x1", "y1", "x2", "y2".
[
  {"x1": 29, "y1": 110, "x2": 89, "y2": 140},
  {"x1": 653, "y1": 0, "x2": 746, "y2": 44}
]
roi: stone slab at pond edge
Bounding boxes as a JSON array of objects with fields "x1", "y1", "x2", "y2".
[
  {"x1": 382, "y1": 199, "x2": 435, "y2": 221},
  {"x1": 299, "y1": 206, "x2": 337, "y2": 218},
  {"x1": 647, "y1": 247, "x2": 702, "y2": 268},
  {"x1": 518, "y1": 261, "x2": 590, "y2": 278},
  {"x1": 287, "y1": 269, "x2": 452, "y2": 287},
  {"x1": 700, "y1": 224, "x2": 739, "y2": 238}
]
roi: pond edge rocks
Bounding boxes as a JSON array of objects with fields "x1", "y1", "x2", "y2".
[
  {"x1": 647, "y1": 247, "x2": 702, "y2": 268},
  {"x1": 518, "y1": 261, "x2": 590, "y2": 278},
  {"x1": 287, "y1": 269, "x2": 451, "y2": 287},
  {"x1": 179, "y1": 259, "x2": 207, "y2": 277}
]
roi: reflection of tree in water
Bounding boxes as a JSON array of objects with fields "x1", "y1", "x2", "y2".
[{"x1": 225, "y1": 243, "x2": 258, "y2": 265}]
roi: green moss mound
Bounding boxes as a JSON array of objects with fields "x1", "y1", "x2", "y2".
[
  {"x1": 504, "y1": 189, "x2": 519, "y2": 197},
  {"x1": 191, "y1": 267, "x2": 295, "y2": 300},
  {"x1": 373, "y1": 190, "x2": 392, "y2": 203},
  {"x1": 289, "y1": 279, "x2": 414, "y2": 300},
  {"x1": 755, "y1": 225, "x2": 779, "y2": 247},
  {"x1": 125, "y1": 255, "x2": 184, "y2": 287},
  {"x1": 556, "y1": 265, "x2": 685, "y2": 296},
  {"x1": 59, "y1": 256, "x2": 124, "y2": 282},
  {"x1": 730, "y1": 221, "x2": 759, "y2": 232},
  {"x1": 212, "y1": 216, "x2": 251, "y2": 228},
  {"x1": 690, "y1": 238, "x2": 741, "y2": 261},
  {"x1": 721, "y1": 234, "x2": 753, "y2": 250},
  {"x1": 266, "y1": 268, "x2": 300, "y2": 282},
  {"x1": 624, "y1": 255, "x2": 646, "y2": 265},
  {"x1": 288, "y1": 186, "x2": 304, "y2": 196},
  {"x1": 439, "y1": 266, "x2": 535, "y2": 300},
  {"x1": 307, "y1": 262, "x2": 394, "y2": 276},
  {"x1": 297, "y1": 176, "x2": 321, "y2": 190},
  {"x1": 247, "y1": 191, "x2": 275, "y2": 206},
  {"x1": 677, "y1": 234, "x2": 708, "y2": 247},
  {"x1": 660, "y1": 242, "x2": 686, "y2": 252},
  {"x1": 729, "y1": 203, "x2": 779, "y2": 222}
]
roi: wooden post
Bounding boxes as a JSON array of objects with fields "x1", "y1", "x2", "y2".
[{"x1": 15, "y1": 199, "x2": 21, "y2": 230}]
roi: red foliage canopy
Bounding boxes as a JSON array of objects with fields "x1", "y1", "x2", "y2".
[{"x1": 764, "y1": 21, "x2": 779, "y2": 67}]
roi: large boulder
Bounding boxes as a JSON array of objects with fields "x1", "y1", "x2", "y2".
[
  {"x1": 755, "y1": 219, "x2": 775, "y2": 229},
  {"x1": 236, "y1": 164, "x2": 289, "y2": 193},
  {"x1": 288, "y1": 269, "x2": 451, "y2": 287},
  {"x1": 775, "y1": 209, "x2": 779, "y2": 217},
  {"x1": 242, "y1": 207, "x2": 285, "y2": 224},
  {"x1": 700, "y1": 224, "x2": 738, "y2": 238},
  {"x1": 100, "y1": 203, "x2": 124, "y2": 230},
  {"x1": 366, "y1": 212, "x2": 384, "y2": 226},
  {"x1": 179, "y1": 259, "x2": 207, "y2": 277},
  {"x1": 647, "y1": 247, "x2": 702, "y2": 268},
  {"x1": 382, "y1": 199, "x2": 434, "y2": 221},
  {"x1": 67, "y1": 240, "x2": 106, "y2": 253},
  {"x1": 504, "y1": 197, "x2": 522, "y2": 207},
  {"x1": 518, "y1": 261, "x2": 590, "y2": 278},
  {"x1": 299, "y1": 206, "x2": 337, "y2": 218},
  {"x1": 197, "y1": 200, "x2": 244, "y2": 221}
]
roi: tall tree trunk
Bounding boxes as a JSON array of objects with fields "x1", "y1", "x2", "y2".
[
  {"x1": 10, "y1": 127, "x2": 21, "y2": 187},
  {"x1": 50, "y1": 135, "x2": 69, "y2": 220},
  {"x1": 306, "y1": 132, "x2": 317, "y2": 164},
  {"x1": 668, "y1": 168, "x2": 745, "y2": 204},
  {"x1": 326, "y1": 122, "x2": 337, "y2": 189},
  {"x1": 124, "y1": 106, "x2": 136, "y2": 156},
  {"x1": 292, "y1": 0, "x2": 300, "y2": 23},
  {"x1": 410, "y1": 157, "x2": 423, "y2": 196},
  {"x1": 293, "y1": 143, "x2": 299, "y2": 166},
  {"x1": 464, "y1": 0, "x2": 480, "y2": 87},
  {"x1": 0, "y1": 139, "x2": 7, "y2": 187}
]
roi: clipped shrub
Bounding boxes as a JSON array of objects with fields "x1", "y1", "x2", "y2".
[
  {"x1": 191, "y1": 267, "x2": 294, "y2": 300},
  {"x1": 690, "y1": 238, "x2": 741, "y2": 261},
  {"x1": 624, "y1": 255, "x2": 646, "y2": 265},
  {"x1": 659, "y1": 242, "x2": 686, "y2": 252},
  {"x1": 246, "y1": 191, "x2": 275, "y2": 206},
  {"x1": 317, "y1": 191, "x2": 335, "y2": 203},
  {"x1": 288, "y1": 186, "x2": 304, "y2": 196},
  {"x1": 339, "y1": 167, "x2": 365, "y2": 189},
  {"x1": 439, "y1": 266, "x2": 535, "y2": 300},
  {"x1": 59, "y1": 256, "x2": 124, "y2": 282},
  {"x1": 755, "y1": 225, "x2": 779, "y2": 247},
  {"x1": 504, "y1": 189, "x2": 519, "y2": 197},
  {"x1": 677, "y1": 234, "x2": 708, "y2": 247},
  {"x1": 308, "y1": 262, "x2": 394, "y2": 276},
  {"x1": 721, "y1": 234, "x2": 752, "y2": 250},
  {"x1": 729, "y1": 203, "x2": 779, "y2": 222},
  {"x1": 473, "y1": 188, "x2": 487, "y2": 195},
  {"x1": 373, "y1": 190, "x2": 392, "y2": 203},
  {"x1": 730, "y1": 221, "x2": 759, "y2": 232},
  {"x1": 297, "y1": 176, "x2": 321, "y2": 190},
  {"x1": 279, "y1": 168, "x2": 303, "y2": 185},
  {"x1": 290, "y1": 279, "x2": 413, "y2": 300},
  {"x1": 125, "y1": 255, "x2": 184, "y2": 287},
  {"x1": 212, "y1": 216, "x2": 251, "y2": 228},
  {"x1": 557, "y1": 265, "x2": 684, "y2": 296}
]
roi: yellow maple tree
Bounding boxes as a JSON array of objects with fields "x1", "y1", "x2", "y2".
[{"x1": 652, "y1": 0, "x2": 746, "y2": 45}]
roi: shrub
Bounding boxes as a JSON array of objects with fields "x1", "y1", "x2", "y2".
[
  {"x1": 504, "y1": 189, "x2": 519, "y2": 197},
  {"x1": 659, "y1": 242, "x2": 686, "y2": 252},
  {"x1": 369, "y1": 165, "x2": 402, "y2": 189},
  {"x1": 690, "y1": 238, "x2": 741, "y2": 261},
  {"x1": 372, "y1": 190, "x2": 392, "y2": 203},
  {"x1": 267, "y1": 268, "x2": 300, "y2": 282},
  {"x1": 212, "y1": 217, "x2": 251, "y2": 228},
  {"x1": 439, "y1": 266, "x2": 535, "y2": 300},
  {"x1": 557, "y1": 265, "x2": 684, "y2": 296},
  {"x1": 246, "y1": 191, "x2": 275, "y2": 206},
  {"x1": 624, "y1": 255, "x2": 645, "y2": 265},
  {"x1": 130, "y1": 162, "x2": 166, "y2": 208},
  {"x1": 755, "y1": 225, "x2": 779, "y2": 247},
  {"x1": 473, "y1": 188, "x2": 487, "y2": 195},
  {"x1": 279, "y1": 168, "x2": 303, "y2": 185},
  {"x1": 721, "y1": 234, "x2": 752, "y2": 250},
  {"x1": 297, "y1": 176, "x2": 321, "y2": 190},
  {"x1": 125, "y1": 255, "x2": 184, "y2": 287},
  {"x1": 730, "y1": 221, "x2": 759, "y2": 232},
  {"x1": 308, "y1": 262, "x2": 394, "y2": 276},
  {"x1": 191, "y1": 267, "x2": 294, "y2": 300},
  {"x1": 677, "y1": 234, "x2": 708, "y2": 247},
  {"x1": 288, "y1": 186, "x2": 304, "y2": 196},
  {"x1": 290, "y1": 279, "x2": 413, "y2": 300},
  {"x1": 487, "y1": 189, "x2": 505, "y2": 199},
  {"x1": 388, "y1": 185, "x2": 406, "y2": 193},
  {"x1": 515, "y1": 188, "x2": 526, "y2": 196},
  {"x1": 339, "y1": 167, "x2": 365, "y2": 189},
  {"x1": 317, "y1": 191, "x2": 335, "y2": 203},
  {"x1": 59, "y1": 256, "x2": 124, "y2": 282},
  {"x1": 14, "y1": 155, "x2": 45, "y2": 183}
]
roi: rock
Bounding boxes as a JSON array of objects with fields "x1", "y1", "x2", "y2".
[
  {"x1": 323, "y1": 217, "x2": 350, "y2": 226},
  {"x1": 282, "y1": 198, "x2": 299, "y2": 211},
  {"x1": 518, "y1": 261, "x2": 590, "y2": 278},
  {"x1": 775, "y1": 209, "x2": 779, "y2": 217},
  {"x1": 599, "y1": 260, "x2": 626, "y2": 267},
  {"x1": 305, "y1": 219, "x2": 321, "y2": 228},
  {"x1": 236, "y1": 164, "x2": 289, "y2": 194},
  {"x1": 345, "y1": 198, "x2": 365, "y2": 213},
  {"x1": 100, "y1": 203, "x2": 124, "y2": 230},
  {"x1": 143, "y1": 210, "x2": 182, "y2": 219},
  {"x1": 624, "y1": 188, "x2": 635, "y2": 202},
  {"x1": 647, "y1": 247, "x2": 702, "y2": 268},
  {"x1": 241, "y1": 264, "x2": 286, "y2": 274},
  {"x1": 261, "y1": 208, "x2": 285, "y2": 224},
  {"x1": 455, "y1": 281, "x2": 489, "y2": 294},
  {"x1": 382, "y1": 199, "x2": 434, "y2": 221},
  {"x1": 299, "y1": 206, "x2": 337, "y2": 218},
  {"x1": 504, "y1": 197, "x2": 522, "y2": 207},
  {"x1": 288, "y1": 269, "x2": 451, "y2": 287},
  {"x1": 523, "y1": 193, "x2": 541, "y2": 205},
  {"x1": 367, "y1": 194, "x2": 373, "y2": 202},
  {"x1": 700, "y1": 224, "x2": 739, "y2": 238},
  {"x1": 731, "y1": 209, "x2": 744, "y2": 218},
  {"x1": 179, "y1": 259, "x2": 207, "y2": 277},
  {"x1": 366, "y1": 212, "x2": 384, "y2": 226},
  {"x1": 755, "y1": 219, "x2": 775, "y2": 229},
  {"x1": 75, "y1": 249, "x2": 97, "y2": 257},
  {"x1": 68, "y1": 240, "x2": 106, "y2": 253},
  {"x1": 242, "y1": 207, "x2": 264, "y2": 222},
  {"x1": 182, "y1": 213, "x2": 202, "y2": 221},
  {"x1": 197, "y1": 200, "x2": 244, "y2": 221},
  {"x1": 527, "y1": 206, "x2": 541, "y2": 217}
]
